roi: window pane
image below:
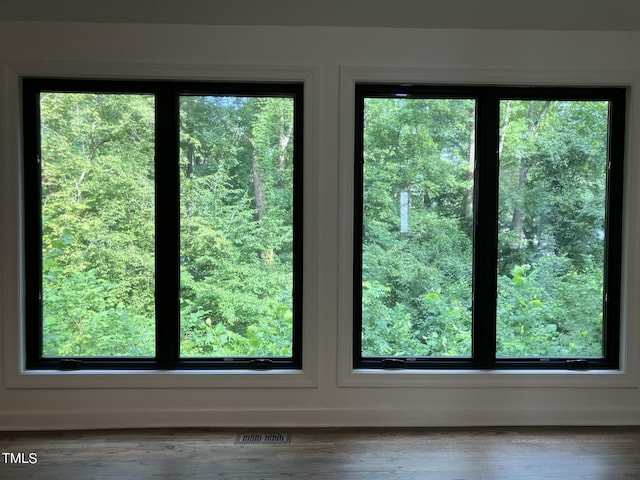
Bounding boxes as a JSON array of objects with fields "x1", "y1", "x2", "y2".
[
  {"x1": 361, "y1": 98, "x2": 475, "y2": 357},
  {"x1": 179, "y1": 96, "x2": 295, "y2": 357},
  {"x1": 40, "y1": 93, "x2": 156, "y2": 357},
  {"x1": 497, "y1": 100, "x2": 609, "y2": 358}
]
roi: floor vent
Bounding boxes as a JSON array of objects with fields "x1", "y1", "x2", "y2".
[{"x1": 238, "y1": 433, "x2": 291, "y2": 444}]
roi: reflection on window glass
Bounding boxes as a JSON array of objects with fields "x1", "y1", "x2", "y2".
[
  {"x1": 40, "y1": 93, "x2": 156, "y2": 357},
  {"x1": 497, "y1": 100, "x2": 609, "y2": 358},
  {"x1": 361, "y1": 98, "x2": 475, "y2": 357},
  {"x1": 179, "y1": 96, "x2": 295, "y2": 357}
]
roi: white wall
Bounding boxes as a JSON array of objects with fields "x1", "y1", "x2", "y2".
[{"x1": 1, "y1": 22, "x2": 640, "y2": 430}]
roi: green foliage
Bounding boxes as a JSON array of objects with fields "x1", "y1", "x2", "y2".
[
  {"x1": 40, "y1": 92, "x2": 296, "y2": 358},
  {"x1": 40, "y1": 93, "x2": 156, "y2": 357},
  {"x1": 362, "y1": 96, "x2": 610, "y2": 359},
  {"x1": 362, "y1": 98, "x2": 474, "y2": 357},
  {"x1": 496, "y1": 257, "x2": 603, "y2": 357},
  {"x1": 495, "y1": 100, "x2": 608, "y2": 357},
  {"x1": 179, "y1": 96, "x2": 295, "y2": 357},
  {"x1": 40, "y1": 90, "x2": 611, "y2": 362}
]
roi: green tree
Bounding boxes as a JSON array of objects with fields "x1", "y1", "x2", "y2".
[
  {"x1": 497, "y1": 100, "x2": 608, "y2": 356},
  {"x1": 179, "y1": 95, "x2": 296, "y2": 357},
  {"x1": 361, "y1": 95, "x2": 610, "y2": 359},
  {"x1": 40, "y1": 92, "x2": 156, "y2": 356},
  {"x1": 361, "y1": 98, "x2": 475, "y2": 357}
]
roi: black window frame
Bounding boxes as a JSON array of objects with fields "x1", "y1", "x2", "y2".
[
  {"x1": 354, "y1": 83, "x2": 625, "y2": 370},
  {"x1": 23, "y1": 78, "x2": 304, "y2": 371}
]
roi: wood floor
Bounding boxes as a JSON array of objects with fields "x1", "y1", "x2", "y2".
[{"x1": 2, "y1": 427, "x2": 640, "y2": 479}]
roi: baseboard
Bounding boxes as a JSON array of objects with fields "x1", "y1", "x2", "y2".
[{"x1": 2, "y1": 406, "x2": 640, "y2": 431}]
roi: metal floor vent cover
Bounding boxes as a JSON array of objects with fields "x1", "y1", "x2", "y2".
[{"x1": 238, "y1": 433, "x2": 291, "y2": 444}]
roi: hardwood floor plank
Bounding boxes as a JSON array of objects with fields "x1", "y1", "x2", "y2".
[{"x1": 2, "y1": 428, "x2": 640, "y2": 480}]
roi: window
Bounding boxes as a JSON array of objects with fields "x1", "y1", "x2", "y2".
[
  {"x1": 23, "y1": 78, "x2": 303, "y2": 370},
  {"x1": 354, "y1": 84, "x2": 624, "y2": 370}
]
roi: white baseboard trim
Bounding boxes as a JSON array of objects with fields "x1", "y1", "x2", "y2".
[{"x1": 2, "y1": 407, "x2": 640, "y2": 431}]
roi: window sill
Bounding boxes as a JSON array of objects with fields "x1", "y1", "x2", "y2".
[
  {"x1": 339, "y1": 368, "x2": 637, "y2": 389},
  {"x1": 5, "y1": 368, "x2": 317, "y2": 389}
]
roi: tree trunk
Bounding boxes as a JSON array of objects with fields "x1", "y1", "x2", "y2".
[
  {"x1": 251, "y1": 155, "x2": 267, "y2": 226},
  {"x1": 510, "y1": 100, "x2": 551, "y2": 245},
  {"x1": 278, "y1": 112, "x2": 293, "y2": 174},
  {"x1": 499, "y1": 100, "x2": 511, "y2": 158},
  {"x1": 247, "y1": 136, "x2": 272, "y2": 263},
  {"x1": 465, "y1": 107, "x2": 476, "y2": 219}
]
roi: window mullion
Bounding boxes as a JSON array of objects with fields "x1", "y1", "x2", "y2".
[
  {"x1": 155, "y1": 86, "x2": 181, "y2": 369},
  {"x1": 472, "y1": 91, "x2": 500, "y2": 368}
]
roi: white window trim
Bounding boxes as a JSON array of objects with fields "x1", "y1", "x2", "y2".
[
  {"x1": 1, "y1": 60, "x2": 320, "y2": 389},
  {"x1": 337, "y1": 65, "x2": 640, "y2": 389}
]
